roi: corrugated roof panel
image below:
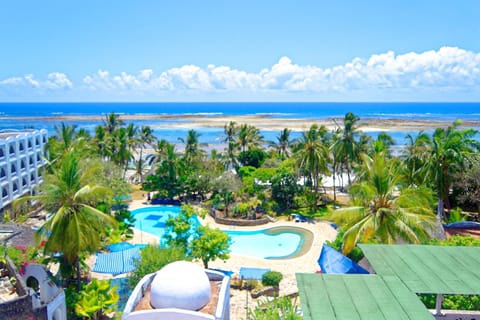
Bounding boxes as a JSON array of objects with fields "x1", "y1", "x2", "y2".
[
  {"x1": 296, "y1": 274, "x2": 434, "y2": 320},
  {"x1": 323, "y1": 275, "x2": 361, "y2": 320},
  {"x1": 359, "y1": 244, "x2": 480, "y2": 295},
  {"x1": 297, "y1": 274, "x2": 336, "y2": 320}
]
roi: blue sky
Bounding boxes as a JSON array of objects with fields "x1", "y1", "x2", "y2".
[{"x1": 1, "y1": 0, "x2": 480, "y2": 102}]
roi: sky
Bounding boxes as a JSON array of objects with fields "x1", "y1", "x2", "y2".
[{"x1": 1, "y1": 0, "x2": 480, "y2": 102}]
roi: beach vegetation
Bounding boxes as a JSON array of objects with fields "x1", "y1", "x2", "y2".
[
  {"x1": 211, "y1": 172, "x2": 242, "y2": 217},
  {"x1": 326, "y1": 152, "x2": 436, "y2": 254},
  {"x1": 223, "y1": 121, "x2": 239, "y2": 170},
  {"x1": 293, "y1": 124, "x2": 330, "y2": 210},
  {"x1": 238, "y1": 148, "x2": 268, "y2": 168},
  {"x1": 190, "y1": 225, "x2": 231, "y2": 268},
  {"x1": 238, "y1": 123, "x2": 264, "y2": 152},
  {"x1": 452, "y1": 154, "x2": 480, "y2": 214},
  {"x1": 271, "y1": 171, "x2": 300, "y2": 211},
  {"x1": 268, "y1": 127, "x2": 293, "y2": 160},
  {"x1": 164, "y1": 204, "x2": 201, "y2": 251},
  {"x1": 332, "y1": 112, "x2": 361, "y2": 186},
  {"x1": 75, "y1": 278, "x2": 119, "y2": 320},
  {"x1": 14, "y1": 153, "x2": 117, "y2": 288},
  {"x1": 423, "y1": 120, "x2": 479, "y2": 220},
  {"x1": 246, "y1": 296, "x2": 302, "y2": 320}
]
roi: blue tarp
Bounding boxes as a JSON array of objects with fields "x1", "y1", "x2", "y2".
[
  {"x1": 240, "y1": 267, "x2": 271, "y2": 280},
  {"x1": 92, "y1": 247, "x2": 141, "y2": 275},
  {"x1": 317, "y1": 244, "x2": 369, "y2": 274}
]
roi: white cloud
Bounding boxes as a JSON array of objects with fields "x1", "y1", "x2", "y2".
[
  {"x1": 0, "y1": 72, "x2": 72, "y2": 90},
  {"x1": 1, "y1": 46, "x2": 480, "y2": 100}
]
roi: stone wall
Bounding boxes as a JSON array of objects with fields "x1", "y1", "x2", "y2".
[{"x1": 213, "y1": 215, "x2": 269, "y2": 226}]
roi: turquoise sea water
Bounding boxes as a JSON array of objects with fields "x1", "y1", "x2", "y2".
[
  {"x1": 1, "y1": 102, "x2": 479, "y2": 146},
  {"x1": 131, "y1": 206, "x2": 305, "y2": 259}
]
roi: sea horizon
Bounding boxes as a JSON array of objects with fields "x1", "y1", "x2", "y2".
[{"x1": 1, "y1": 102, "x2": 479, "y2": 147}]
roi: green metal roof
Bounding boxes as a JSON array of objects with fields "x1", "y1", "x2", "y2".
[
  {"x1": 296, "y1": 273, "x2": 434, "y2": 320},
  {"x1": 359, "y1": 244, "x2": 480, "y2": 295}
]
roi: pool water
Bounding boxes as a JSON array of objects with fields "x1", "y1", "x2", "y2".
[
  {"x1": 225, "y1": 227, "x2": 311, "y2": 259},
  {"x1": 131, "y1": 206, "x2": 311, "y2": 259},
  {"x1": 132, "y1": 206, "x2": 199, "y2": 240}
]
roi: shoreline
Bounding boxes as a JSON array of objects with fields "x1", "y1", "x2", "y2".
[{"x1": 1, "y1": 113, "x2": 479, "y2": 133}]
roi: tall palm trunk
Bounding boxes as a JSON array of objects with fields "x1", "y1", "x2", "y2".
[
  {"x1": 139, "y1": 147, "x2": 144, "y2": 183},
  {"x1": 332, "y1": 158, "x2": 337, "y2": 206},
  {"x1": 76, "y1": 258, "x2": 81, "y2": 291}
]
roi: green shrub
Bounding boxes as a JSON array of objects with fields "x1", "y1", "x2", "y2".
[
  {"x1": 419, "y1": 294, "x2": 480, "y2": 310},
  {"x1": 448, "y1": 207, "x2": 467, "y2": 223},
  {"x1": 262, "y1": 271, "x2": 283, "y2": 287},
  {"x1": 326, "y1": 230, "x2": 364, "y2": 262}
]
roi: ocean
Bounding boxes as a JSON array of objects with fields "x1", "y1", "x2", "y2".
[{"x1": 0, "y1": 102, "x2": 479, "y2": 146}]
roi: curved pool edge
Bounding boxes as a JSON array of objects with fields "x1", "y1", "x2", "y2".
[
  {"x1": 263, "y1": 226, "x2": 314, "y2": 260},
  {"x1": 223, "y1": 226, "x2": 314, "y2": 260}
]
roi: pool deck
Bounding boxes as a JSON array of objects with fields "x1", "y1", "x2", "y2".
[{"x1": 123, "y1": 200, "x2": 338, "y2": 317}]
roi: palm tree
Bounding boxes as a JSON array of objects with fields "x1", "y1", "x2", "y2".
[
  {"x1": 293, "y1": 124, "x2": 330, "y2": 210},
  {"x1": 178, "y1": 129, "x2": 205, "y2": 164},
  {"x1": 238, "y1": 124, "x2": 263, "y2": 152},
  {"x1": 111, "y1": 127, "x2": 133, "y2": 178},
  {"x1": 137, "y1": 126, "x2": 157, "y2": 183},
  {"x1": 15, "y1": 154, "x2": 116, "y2": 288},
  {"x1": 269, "y1": 128, "x2": 292, "y2": 160},
  {"x1": 222, "y1": 121, "x2": 239, "y2": 170},
  {"x1": 333, "y1": 112, "x2": 361, "y2": 186},
  {"x1": 402, "y1": 131, "x2": 430, "y2": 187},
  {"x1": 54, "y1": 123, "x2": 77, "y2": 151},
  {"x1": 326, "y1": 152, "x2": 436, "y2": 254},
  {"x1": 423, "y1": 120, "x2": 479, "y2": 220},
  {"x1": 103, "y1": 112, "x2": 124, "y2": 134},
  {"x1": 94, "y1": 125, "x2": 109, "y2": 160},
  {"x1": 370, "y1": 132, "x2": 395, "y2": 157}
]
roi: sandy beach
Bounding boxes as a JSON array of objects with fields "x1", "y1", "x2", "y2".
[{"x1": 3, "y1": 113, "x2": 479, "y2": 133}]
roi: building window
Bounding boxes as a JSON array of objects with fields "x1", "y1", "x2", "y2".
[
  {"x1": 19, "y1": 142, "x2": 25, "y2": 151},
  {"x1": 2, "y1": 188, "x2": 7, "y2": 198},
  {"x1": 9, "y1": 144, "x2": 15, "y2": 154},
  {"x1": 35, "y1": 137, "x2": 40, "y2": 146},
  {"x1": 37, "y1": 153, "x2": 41, "y2": 162},
  {"x1": 0, "y1": 168, "x2": 5, "y2": 179},
  {"x1": 29, "y1": 157, "x2": 34, "y2": 165},
  {"x1": 21, "y1": 159, "x2": 26, "y2": 170},
  {"x1": 22, "y1": 177, "x2": 27, "y2": 187},
  {"x1": 28, "y1": 140, "x2": 33, "y2": 149},
  {"x1": 11, "y1": 163, "x2": 16, "y2": 174},
  {"x1": 13, "y1": 182, "x2": 18, "y2": 192},
  {"x1": 43, "y1": 136, "x2": 47, "y2": 143},
  {"x1": 0, "y1": 147, "x2": 4, "y2": 158},
  {"x1": 30, "y1": 173, "x2": 35, "y2": 182}
]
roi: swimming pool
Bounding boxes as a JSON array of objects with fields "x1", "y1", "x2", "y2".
[
  {"x1": 225, "y1": 227, "x2": 313, "y2": 259},
  {"x1": 131, "y1": 206, "x2": 312, "y2": 259},
  {"x1": 132, "y1": 206, "x2": 199, "y2": 240}
]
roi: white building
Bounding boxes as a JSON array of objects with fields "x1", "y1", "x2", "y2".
[
  {"x1": 123, "y1": 261, "x2": 230, "y2": 320},
  {"x1": 0, "y1": 129, "x2": 48, "y2": 212}
]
